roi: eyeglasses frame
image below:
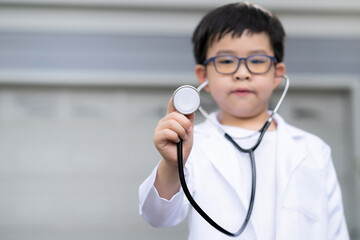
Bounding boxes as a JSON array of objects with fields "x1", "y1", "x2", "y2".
[{"x1": 203, "y1": 54, "x2": 277, "y2": 75}]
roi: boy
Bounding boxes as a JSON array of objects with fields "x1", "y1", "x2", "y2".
[{"x1": 139, "y1": 2, "x2": 349, "y2": 239}]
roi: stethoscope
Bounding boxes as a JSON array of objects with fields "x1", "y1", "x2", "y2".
[{"x1": 172, "y1": 75, "x2": 290, "y2": 237}]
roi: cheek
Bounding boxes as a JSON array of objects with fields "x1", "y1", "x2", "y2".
[
  {"x1": 206, "y1": 84, "x2": 228, "y2": 108},
  {"x1": 257, "y1": 82, "x2": 276, "y2": 102},
  {"x1": 208, "y1": 79, "x2": 228, "y2": 97},
  {"x1": 208, "y1": 84, "x2": 224, "y2": 101}
]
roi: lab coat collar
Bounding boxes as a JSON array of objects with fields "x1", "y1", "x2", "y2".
[
  {"x1": 196, "y1": 112, "x2": 308, "y2": 176},
  {"x1": 196, "y1": 113, "x2": 308, "y2": 190}
]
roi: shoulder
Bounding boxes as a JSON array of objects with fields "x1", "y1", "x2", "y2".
[
  {"x1": 280, "y1": 115, "x2": 328, "y2": 144},
  {"x1": 276, "y1": 114, "x2": 331, "y2": 160}
]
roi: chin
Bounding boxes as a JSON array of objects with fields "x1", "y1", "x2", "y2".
[{"x1": 227, "y1": 108, "x2": 268, "y2": 120}]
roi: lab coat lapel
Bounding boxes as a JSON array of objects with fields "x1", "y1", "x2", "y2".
[
  {"x1": 274, "y1": 115, "x2": 307, "y2": 237},
  {"x1": 195, "y1": 115, "x2": 240, "y2": 193},
  {"x1": 198, "y1": 124, "x2": 257, "y2": 237},
  {"x1": 200, "y1": 130, "x2": 242, "y2": 192}
]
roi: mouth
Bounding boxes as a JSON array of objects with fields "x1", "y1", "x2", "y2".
[{"x1": 231, "y1": 88, "x2": 253, "y2": 96}]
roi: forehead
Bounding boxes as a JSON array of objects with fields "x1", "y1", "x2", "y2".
[{"x1": 207, "y1": 31, "x2": 273, "y2": 57}]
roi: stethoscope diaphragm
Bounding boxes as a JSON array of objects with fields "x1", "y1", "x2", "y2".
[{"x1": 172, "y1": 85, "x2": 200, "y2": 115}]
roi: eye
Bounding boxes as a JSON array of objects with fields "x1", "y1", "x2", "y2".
[
  {"x1": 248, "y1": 56, "x2": 268, "y2": 64},
  {"x1": 220, "y1": 60, "x2": 234, "y2": 64},
  {"x1": 251, "y1": 59, "x2": 265, "y2": 64},
  {"x1": 216, "y1": 57, "x2": 236, "y2": 65}
]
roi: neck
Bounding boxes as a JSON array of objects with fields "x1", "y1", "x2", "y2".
[{"x1": 220, "y1": 110, "x2": 277, "y2": 131}]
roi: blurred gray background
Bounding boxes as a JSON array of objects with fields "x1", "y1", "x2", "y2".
[{"x1": 0, "y1": 0, "x2": 359, "y2": 239}]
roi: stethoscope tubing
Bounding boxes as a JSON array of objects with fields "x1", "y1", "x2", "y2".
[
  {"x1": 177, "y1": 121, "x2": 269, "y2": 237},
  {"x1": 177, "y1": 139, "x2": 244, "y2": 236},
  {"x1": 177, "y1": 142, "x2": 258, "y2": 237}
]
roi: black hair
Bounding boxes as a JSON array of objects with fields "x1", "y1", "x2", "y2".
[{"x1": 192, "y1": 2, "x2": 285, "y2": 64}]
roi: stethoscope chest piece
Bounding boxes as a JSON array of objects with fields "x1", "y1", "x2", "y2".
[{"x1": 173, "y1": 85, "x2": 200, "y2": 115}]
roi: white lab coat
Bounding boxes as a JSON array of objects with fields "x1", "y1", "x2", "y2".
[{"x1": 139, "y1": 113, "x2": 349, "y2": 240}]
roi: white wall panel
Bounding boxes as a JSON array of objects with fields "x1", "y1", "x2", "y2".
[{"x1": 0, "y1": 86, "x2": 188, "y2": 240}]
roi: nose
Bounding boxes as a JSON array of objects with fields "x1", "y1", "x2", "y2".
[{"x1": 234, "y1": 59, "x2": 251, "y2": 81}]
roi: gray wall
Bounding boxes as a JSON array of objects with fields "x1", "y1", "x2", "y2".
[{"x1": 0, "y1": 1, "x2": 359, "y2": 239}]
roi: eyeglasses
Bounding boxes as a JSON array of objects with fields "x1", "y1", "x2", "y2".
[{"x1": 203, "y1": 54, "x2": 277, "y2": 75}]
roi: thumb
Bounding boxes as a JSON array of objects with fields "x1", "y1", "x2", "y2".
[
  {"x1": 167, "y1": 97, "x2": 196, "y2": 123},
  {"x1": 167, "y1": 96, "x2": 195, "y2": 131}
]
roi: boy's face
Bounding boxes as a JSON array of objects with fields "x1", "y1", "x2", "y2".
[{"x1": 195, "y1": 31, "x2": 285, "y2": 126}]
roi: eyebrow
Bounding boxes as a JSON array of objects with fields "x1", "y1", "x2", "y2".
[
  {"x1": 215, "y1": 49, "x2": 269, "y2": 56},
  {"x1": 248, "y1": 50, "x2": 268, "y2": 55},
  {"x1": 215, "y1": 50, "x2": 237, "y2": 55}
]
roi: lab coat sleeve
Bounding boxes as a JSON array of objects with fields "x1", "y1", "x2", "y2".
[
  {"x1": 324, "y1": 146, "x2": 350, "y2": 240},
  {"x1": 138, "y1": 163, "x2": 191, "y2": 228}
]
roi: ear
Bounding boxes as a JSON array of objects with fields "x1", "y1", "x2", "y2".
[
  {"x1": 273, "y1": 62, "x2": 286, "y2": 89},
  {"x1": 195, "y1": 64, "x2": 210, "y2": 92}
]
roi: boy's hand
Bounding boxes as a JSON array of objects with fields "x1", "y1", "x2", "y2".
[
  {"x1": 153, "y1": 98, "x2": 195, "y2": 199},
  {"x1": 154, "y1": 98, "x2": 195, "y2": 169}
]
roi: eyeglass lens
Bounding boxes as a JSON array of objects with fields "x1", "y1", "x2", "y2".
[{"x1": 214, "y1": 55, "x2": 272, "y2": 74}]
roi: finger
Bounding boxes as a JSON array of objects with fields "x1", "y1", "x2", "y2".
[
  {"x1": 155, "y1": 128, "x2": 181, "y2": 144},
  {"x1": 163, "y1": 112, "x2": 194, "y2": 134},
  {"x1": 158, "y1": 117, "x2": 189, "y2": 140}
]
